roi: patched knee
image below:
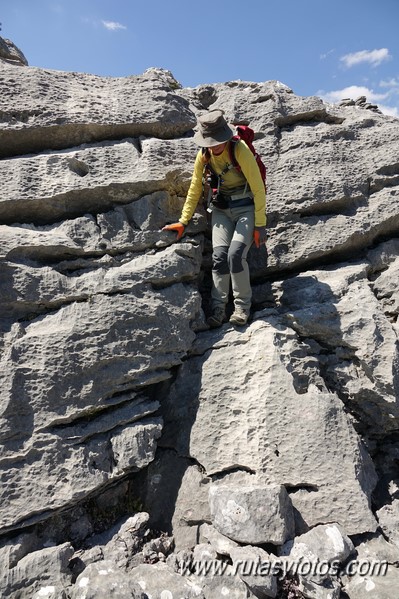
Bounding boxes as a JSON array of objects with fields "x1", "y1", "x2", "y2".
[
  {"x1": 212, "y1": 245, "x2": 229, "y2": 275},
  {"x1": 228, "y1": 241, "x2": 246, "y2": 273}
]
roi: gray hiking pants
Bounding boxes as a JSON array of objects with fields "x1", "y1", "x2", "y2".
[{"x1": 211, "y1": 203, "x2": 255, "y2": 311}]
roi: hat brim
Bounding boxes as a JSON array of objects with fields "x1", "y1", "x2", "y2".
[{"x1": 193, "y1": 123, "x2": 235, "y2": 147}]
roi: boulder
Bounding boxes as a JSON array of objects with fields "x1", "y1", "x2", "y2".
[
  {"x1": 376, "y1": 499, "x2": 399, "y2": 549},
  {"x1": 353, "y1": 531, "x2": 399, "y2": 564},
  {"x1": 0, "y1": 35, "x2": 28, "y2": 66},
  {"x1": 137, "y1": 449, "x2": 212, "y2": 550},
  {"x1": 200, "y1": 523, "x2": 239, "y2": 556},
  {"x1": 71, "y1": 561, "x2": 146, "y2": 599},
  {"x1": 273, "y1": 262, "x2": 399, "y2": 435},
  {"x1": 161, "y1": 317, "x2": 378, "y2": 535},
  {"x1": 342, "y1": 564, "x2": 399, "y2": 599},
  {"x1": 128, "y1": 562, "x2": 205, "y2": 598},
  {"x1": 280, "y1": 523, "x2": 354, "y2": 565},
  {"x1": 0, "y1": 542, "x2": 73, "y2": 599},
  {"x1": 280, "y1": 524, "x2": 354, "y2": 599},
  {"x1": 209, "y1": 483, "x2": 294, "y2": 545},
  {"x1": 229, "y1": 545, "x2": 278, "y2": 597}
]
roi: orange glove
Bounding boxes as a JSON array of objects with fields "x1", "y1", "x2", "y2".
[
  {"x1": 253, "y1": 226, "x2": 267, "y2": 248},
  {"x1": 162, "y1": 222, "x2": 185, "y2": 240}
]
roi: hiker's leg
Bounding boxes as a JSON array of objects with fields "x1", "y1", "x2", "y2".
[
  {"x1": 227, "y1": 205, "x2": 255, "y2": 312},
  {"x1": 211, "y1": 208, "x2": 235, "y2": 309}
]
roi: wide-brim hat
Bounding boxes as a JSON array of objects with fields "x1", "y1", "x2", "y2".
[{"x1": 193, "y1": 109, "x2": 235, "y2": 147}]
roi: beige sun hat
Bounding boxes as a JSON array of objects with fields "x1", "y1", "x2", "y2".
[{"x1": 193, "y1": 109, "x2": 235, "y2": 147}]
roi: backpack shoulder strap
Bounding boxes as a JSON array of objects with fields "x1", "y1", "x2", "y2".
[{"x1": 228, "y1": 137, "x2": 241, "y2": 171}]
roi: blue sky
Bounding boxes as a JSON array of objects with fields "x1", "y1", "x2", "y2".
[{"x1": 2, "y1": 0, "x2": 399, "y2": 116}]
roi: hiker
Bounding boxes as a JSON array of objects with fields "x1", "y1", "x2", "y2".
[{"x1": 163, "y1": 109, "x2": 266, "y2": 327}]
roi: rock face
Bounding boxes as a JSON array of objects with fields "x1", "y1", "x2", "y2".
[
  {"x1": 0, "y1": 36, "x2": 28, "y2": 66},
  {"x1": 1, "y1": 35, "x2": 399, "y2": 598}
]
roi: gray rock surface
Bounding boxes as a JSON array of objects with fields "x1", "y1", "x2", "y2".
[
  {"x1": 353, "y1": 531, "x2": 399, "y2": 564},
  {"x1": 342, "y1": 564, "x2": 399, "y2": 599},
  {"x1": 209, "y1": 483, "x2": 294, "y2": 545},
  {"x1": 0, "y1": 138, "x2": 196, "y2": 224},
  {"x1": 162, "y1": 317, "x2": 378, "y2": 535},
  {"x1": 201, "y1": 574, "x2": 258, "y2": 598},
  {"x1": 229, "y1": 545, "x2": 278, "y2": 597},
  {"x1": 1, "y1": 40, "x2": 399, "y2": 598},
  {"x1": 0, "y1": 542, "x2": 73, "y2": 599},
  {"x1": 0, "y1": 61, "x2": 195, "y2": 158},
  {"x1": 129, "y1": 562, "x2": 205, "y2": 598},
  {"x1": 280, "y1": 523, "x2": 354, "y2": 565},
  {"x1": 280, "y1": 524, "x2": 354, "y2": 599},
  {"x1": 200, "y1": 523, "x2": 239, "y2": 556},
  {"x1": 376, "y1": 499, "x2": 399, "y2": 549},
  {"x1": 0, "y1": 35, "x2": 28, "y2": 66},
  {"x1": 71, "y1": 561, "x2": 146, "y2": 599}
]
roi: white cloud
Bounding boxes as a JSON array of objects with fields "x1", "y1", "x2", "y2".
[
  {"x1": 320, "y1": 49, "x2": 335, "y2": 60},
  {"x1": 340, "y1": 48, "x2": 391, "y2": 68},
  {"x1": 379, "y1": 77, "x2": 399, "y2": 88},
  {"x1": 319, "y1": 85, "x2": 388, "y2": 104},
  {"x1": 101, "y1": 20, "x2": 127, "y2": 31},
  {"x1": 377, "y1": 104, "x2": 399, "y2": 117},
  {"x1": 318, "y1": 85, "x2": 399, "y2": 118}
]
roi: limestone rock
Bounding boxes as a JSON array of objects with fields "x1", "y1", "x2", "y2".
[
  {"x1": 161, "y1": 318, "x2": 378, "y2": 535},
  {"x1": 0, "y1": 269, "x2": 202, "y2": 531},
  {"x1": 0, "y1": 35, "x2": 28, "y2": 66},
  {"x1": 272, "y1": 262, "x2": 399, "y2": 435},
  {"x1": 229, "y1": 545, "x2": 278, "y2": 597},
  {"x1": 342, "y1": 564, "x2": 399, "y2": 599},
  {"x1": 0, "y1": 236, "x2": 204, "y2": 320},
  {"x1": 209, "y1": 483, "x2": 294, "y2": 545},
  {"x1": 200, "y1": 523, "x2": 239, "y2": 556},
  {"x1": 280, "y1": 523, "x2": 354, "y2": 565},
  {"x1": 0, "y1": 62, "x2": 196, "y2": 158},
  {"x1": 128, "y1": 562, "x2": 205, "y2": 598},
  {"x1": 0, "y1": 138, "x2": 197, "y2": 225},
  {"x1": 353, "y1": 532, "x2": 399, "y2": 564},
  {"x1": 280, "y1": 524, "x2": 353, "y2": 599},
  {"x1": 297, "y1": 576, "x2": 341, "y2": 599},
  {"x1": 1, "y1": 43, "x2": 399, "y2": 599},
  {"x1": 0, "y1": 542, "x2": 73, "y2": 599},
  {"x1": 367, "y1": 239, "x2": 399, "y2": 319},
  {"x1": 71, "y1": 561, "x2": 146, "y2": 599},
  {"x1": 137, "y1": 449, "x2": 212, "y2": 551},
  {"x1": 101, "y1": 513, "x2": 150, "y2": 569},
  {"x1": 376, "y1": 499, "x2": 399, "y2": 549},
  {"x1": 201, "y1": 573, "x2": 258, "y2": 598},
  {"x1": 193, "y1": 543, "x2": 218, "y2": 563}
]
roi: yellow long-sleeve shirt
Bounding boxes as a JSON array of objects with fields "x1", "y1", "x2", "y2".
[{"x1": 179, "y1": 139, "x2": 267, "y2": 227}]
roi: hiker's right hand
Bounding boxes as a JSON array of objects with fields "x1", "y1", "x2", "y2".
[{"x1": 162, "y1": 222, "x2": 185, "y2": 240}]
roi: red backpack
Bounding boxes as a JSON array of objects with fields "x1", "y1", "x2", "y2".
[{"x1": 229, "y1": 125, "x2": 266, "y2": 189}]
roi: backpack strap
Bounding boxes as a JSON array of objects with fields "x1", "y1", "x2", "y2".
[
  {"x1": 227, "y1": 138, "x2": 249, "y2": 195},
  {"x1": 228, "y1": 137, "x2": 240, "y2": 171}
]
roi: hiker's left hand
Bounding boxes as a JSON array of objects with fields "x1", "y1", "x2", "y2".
[{"x1": 253, "y1": 226, "x2": 267, "y2": 248}]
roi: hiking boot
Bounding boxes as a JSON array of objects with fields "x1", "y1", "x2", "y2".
[
  {"x1": 207, "y1": 307, "x2": 226, "y2": 328},
  {"x1": 229, "y1": 307, "x2": 250, "y2": 326}
]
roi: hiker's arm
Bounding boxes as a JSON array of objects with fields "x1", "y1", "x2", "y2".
[
  {"x1": 235, "y1": 142, "x2": 267, "y2": 227},
  {"x1": 179, "y1": 150, "x2": 204, "y2": 225}
]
